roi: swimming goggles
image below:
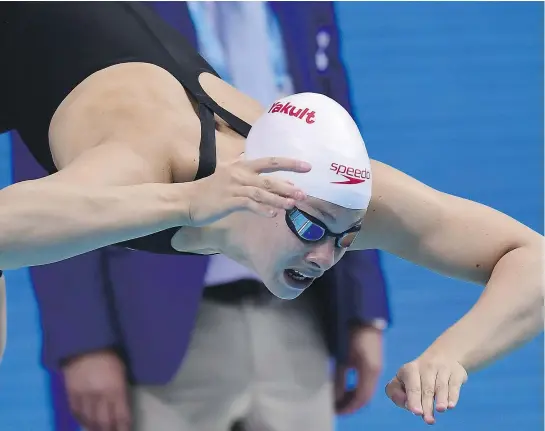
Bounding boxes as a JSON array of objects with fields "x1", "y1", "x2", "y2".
[{"x1": 285, "y1": 207, "x2": 361, "y2": 249}]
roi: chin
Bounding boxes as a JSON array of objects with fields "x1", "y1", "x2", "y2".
[{"x1": 263, "y1": 271, "x2": 317, "y2": 300}]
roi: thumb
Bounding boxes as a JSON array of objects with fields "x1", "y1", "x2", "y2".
[
  {"x1": 335, "y1": 365, "x2": 348, "y2": 402},
  {"x1": 385, "y1": 377, "x2": 408, "y2": 409}
]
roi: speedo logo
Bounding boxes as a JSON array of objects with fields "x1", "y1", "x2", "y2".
[
  {"x1": 330, "y1": 163, "x2": 371, "y2": 184},
  {"x1": 268, "y1": 101, "x2": 316, "y2": 124}
]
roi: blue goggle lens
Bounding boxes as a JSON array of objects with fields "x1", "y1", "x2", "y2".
[
  {"x1": 289, "y1": 210, "x2": 326, "y2": 241},
  {"x1": 286, "y1": 208, "x2": 360, "y2": 248}
]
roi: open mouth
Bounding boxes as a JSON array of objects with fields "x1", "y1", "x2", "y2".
[{"x1": 283, "y1": 269, "x2": 316, "y2": 290}]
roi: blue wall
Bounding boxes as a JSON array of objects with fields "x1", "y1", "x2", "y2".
[{"x1": 335, "y1": 2, "x2": 543, "y2": 431}]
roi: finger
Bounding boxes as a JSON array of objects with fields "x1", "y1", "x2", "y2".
[
  {"x1": 77, "y1": 395, "x2": 100, "y2": 431},
  {"x1": 336, "y1": 389, "x2": 356, "y2": 415},
  {"x1": 420, "y1": 366, "x2": 438, "y2": 425},
  {"x1": 334, "y1": 367, "x2": 355, "y2": 414},
  {"x1": 447, "y1": 368, "x2": 468, "y2": 409},
  {"x1": 340, "y1": 362, "x2": 382, "y2": 414},
  {"x1": 254, "y1": 176, "x2": 307, "y2": 201},
  {"x1": 334, "y1": 365, "x2": 355, "y2": 415},
  {"x1": 338, "y1": 374, "x2": 376, "y2": 415},
  {"x1": 397, "y1": 363, "x2": 423, "y2": 416},
  {"x1": 230, "y1": 197, "x2": 279, "y2": 218},
  {"x1": 234, "y1": 169, "x2": 306, "y2": 200},
  {"x1": 247, "y1": 157, "x2": 312, "y2": 174},
  {"x1": 238, "y1": 186, "x2": 295, "y2": 210},
  {"x1": 67, "y1": 394, "x2": 88, "y2": 427},
  {"x1": 385, "y1": 377, "x2": 408, "y2": 409},
  {"x1": 334, "y1": 366, "x2": 347, "y2": 404},
  {"x1": 94, "y1": 397, "x2": 114, "y2": 431},
  {"x1": 435, "y1": 366, "x2": 451, "y2": 413},
  {"x1": 112, "y1": 395, "x2": 132, "y2": 431}
]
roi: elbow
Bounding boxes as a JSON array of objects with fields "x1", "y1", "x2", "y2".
[
  {"x1": 492, "y1": 241, "x2": 544, "y2": 335},
  {"x1": 491, "y1": 230, "x2": 544, "y2": 279},
  {"x1": 509, "y1": 234, "x2": 544, "y2": 275},
  {"x1": 492, "y1": 237, "x2": 544, "y2": 302}
]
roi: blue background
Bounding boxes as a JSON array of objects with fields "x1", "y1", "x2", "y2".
[
  {"x1": 336, "y1": 2, "x2": 543, "y2": 431},
  {"x1": 0, "y1": 2, "x2": 543, "y2": 430}
]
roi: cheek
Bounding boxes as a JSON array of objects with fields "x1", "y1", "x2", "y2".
[
  {"x1": 272, "y1": 219, "x2": 308, "y2": 252},
  {"x1": 255, "y1": 218, "x2": 306, "y2": 264},
  {"x1": 248, "y1": 219, "x2": 287, "y2": 259}
]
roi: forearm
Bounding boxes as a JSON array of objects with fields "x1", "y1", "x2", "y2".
[
  {"x1": 0, "y1": 179, "x2": 191, "y2": 269},
  {"x1": 423, "y1": 245, "x2": 544, "y2": 372}
]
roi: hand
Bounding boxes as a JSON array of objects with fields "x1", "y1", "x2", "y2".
[
  {"x1": 385, "y1": 355, "x2": 468, "y2": 425},
  {"x1": 63, "y1": 349, "x2": 131, "y2": 431},
  {"x1": 335, "y1": 324, "x2": 384, "y2": 415},
  {"x1": 187, "y1": 156, "x2": 311, "y2": 226}
]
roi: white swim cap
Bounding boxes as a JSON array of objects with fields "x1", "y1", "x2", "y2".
[{"x1": 244, "y1": 93, "x2": 372, "y2": 210}]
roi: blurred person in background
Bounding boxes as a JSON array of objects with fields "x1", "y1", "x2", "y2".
[{"x1": 11, "y1": 2, "x2": 390, "y2": 431}]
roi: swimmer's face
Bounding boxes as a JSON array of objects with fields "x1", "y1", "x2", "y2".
[{"x1": 243, "y1": 197, "x2": 365, "y2": 299}]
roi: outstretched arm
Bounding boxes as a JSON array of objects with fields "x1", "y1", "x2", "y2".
[
  {"x1": 0, "y1": 141, "x2": 194, "y2": 269},
  {"x1": 0, "y1": 63, "x2": 306, "y2": 269},
  {"x1": 0, "y1": 62, "x2": 198, "y2": 269},
  {"x1": 353, "y1": 159, "x2": 543, "y2": 371}
]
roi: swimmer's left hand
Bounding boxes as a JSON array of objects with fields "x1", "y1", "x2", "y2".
[{"x1": 385, "y1": 355, "x2": 468, "y2": 425}]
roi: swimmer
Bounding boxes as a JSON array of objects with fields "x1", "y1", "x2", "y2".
[{"x1": 0, "y1": 3, "x2": 542, "y2": 424}]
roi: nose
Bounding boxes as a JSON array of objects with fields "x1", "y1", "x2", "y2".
[{"x1": 305, "y1": 239, "x2": 336, "y2": 270}]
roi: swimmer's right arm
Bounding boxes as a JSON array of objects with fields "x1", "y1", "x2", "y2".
[
  {"x1": 0, "y1": 149, "x2": 307, "y2": 269},
  {"x1": 1, "y1": 63, "x2": 307, "y2": 269},
  {"x1": 0, "y1": 178, "x2": 189, "y2": 269}
]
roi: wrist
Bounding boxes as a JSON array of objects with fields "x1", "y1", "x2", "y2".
[
  {"x1": 151, "y1": 182, "x2": 195, "y2": 227},
  {"x1": 350, "y1": 318, "x2": 388, "y2": 332},
  {"x1": 60, "y1": 346, "x2": 121, "y2": 368},
  {"x1": 419, "y1": 331, "x2": 470, "y2": 368}
]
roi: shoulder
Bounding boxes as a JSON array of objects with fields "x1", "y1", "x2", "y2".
[{"x1": 49, "y1": 63, "x2": 200, "y2": 176}]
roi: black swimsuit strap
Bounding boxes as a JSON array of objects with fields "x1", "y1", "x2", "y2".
[
  {"x1": 194, "y1": 103, "x2": 217, "y2": 179},
  {"x1": 125, "y1": 2, "x2": 252, "y2": 181}
]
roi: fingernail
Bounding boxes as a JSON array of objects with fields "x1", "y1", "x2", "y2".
[
  {"x1": 269, "y1": 209, "x2": 277, "y2": 217},
  {"x1": 448, "y1": 402, "x2": 456, "y2": 409},
  {"x1": 294, "y1": 191, "x2": 306, "y2": 200},
  {"x1": 284, "y1": 198, "x2": 295, "y2": 208},
  {"x1": 299, "y1": 161, "x2": 312, "y2": 170}
]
